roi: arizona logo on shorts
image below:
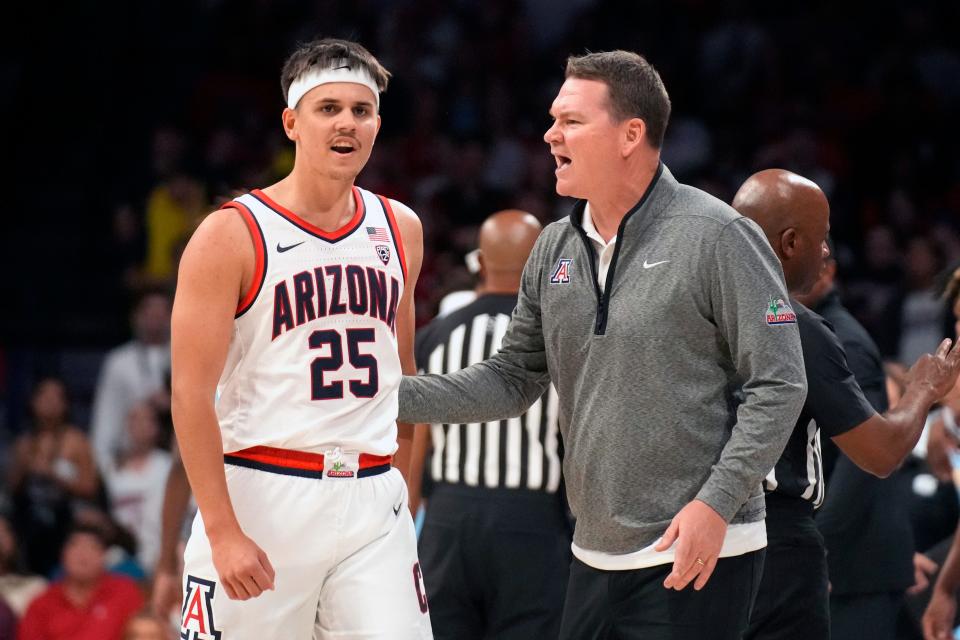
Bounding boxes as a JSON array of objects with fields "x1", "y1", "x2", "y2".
[
  {"x1": 376, "y1": 245, "x2": 391, "y2": 265},
  {"x1": 181, "y1": 575, "x2": 221, "y2": 640},
  {"x1": 550, "y1": 258, "x2": 573, "y2": 284}
]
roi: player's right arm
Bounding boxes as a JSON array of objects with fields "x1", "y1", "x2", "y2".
[{"x1": 171, "y1": 209, "x2": 275, "y2": 601}]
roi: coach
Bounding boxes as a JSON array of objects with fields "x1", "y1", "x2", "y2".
[{"x1": 399, "y1": 50, "x2": 806, "y2": 640}]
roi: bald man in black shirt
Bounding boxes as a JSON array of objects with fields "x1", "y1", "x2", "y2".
[
  {"x1": 797, "y1": 250, "x2": 916, "y2": 640},
  {"x1": 733, "y1": 169, "x2": 960, "y2": 640}
]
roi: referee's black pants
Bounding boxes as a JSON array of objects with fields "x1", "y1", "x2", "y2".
[
  {"x1": 558, "y1": 549, "x2": 765, "y2": 640},
  {"x1": 745, "y1": 494, "x2": 829, "y2": 640},
  {"x1": 418, "y1": 484, "x2": 572, "y2": 640}
]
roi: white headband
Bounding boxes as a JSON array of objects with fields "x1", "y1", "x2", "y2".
[{"x1": 286, "y1": 63, "x2": 380, "y2": 110}]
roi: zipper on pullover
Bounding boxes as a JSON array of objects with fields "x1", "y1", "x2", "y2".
[{"x1": 571, "y1": 163, "x2": 664, "y2": 336}]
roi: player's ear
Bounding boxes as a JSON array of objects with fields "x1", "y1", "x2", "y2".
[
  {"x1": 282, "y1": 107, "x2": 298, "y2": 141},
  {"x1": 375, "y1": 114, "x2": 382, "y2": 136}
]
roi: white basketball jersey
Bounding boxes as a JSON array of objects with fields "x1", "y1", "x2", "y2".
[{"x1": 215, "y1": 187, "x2": 407, "y2": 456}]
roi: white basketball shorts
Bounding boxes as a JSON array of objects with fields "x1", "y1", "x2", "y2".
[{"x1": 180, "y1": 447, "x2": 433, "y2": 639}]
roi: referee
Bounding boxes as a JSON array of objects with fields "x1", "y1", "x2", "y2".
[
  {"x1": 415, "y1": 210, "x2": 570, "y2": 640},
  {"x1": 732, "y1": 169, "x2": 960, "y2": 640}
]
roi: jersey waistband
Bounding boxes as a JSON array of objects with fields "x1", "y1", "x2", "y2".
[{"x1": 224, "y1": 445, "x2": 392, "y2": 480}]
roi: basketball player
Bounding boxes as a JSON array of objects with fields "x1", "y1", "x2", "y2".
[{"x1": 171, "y1": 38, "x2": 432, "y2": 639}]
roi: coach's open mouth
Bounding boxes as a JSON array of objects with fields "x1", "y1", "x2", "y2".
[{"x1": 555, "y1": 155, "x2": 571, "y2": 171}]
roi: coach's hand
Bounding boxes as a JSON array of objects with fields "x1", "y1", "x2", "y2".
[
  {"x1": 210, "y1": 528, "x2": 276, "y2": 601},
  {"x1": 655, "y1": 499, "x2": 727, "y2": 591}
]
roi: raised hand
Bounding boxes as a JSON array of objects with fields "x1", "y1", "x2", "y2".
[{"x1": 908, "y1": 338, "x2": 960, "y2": 403}]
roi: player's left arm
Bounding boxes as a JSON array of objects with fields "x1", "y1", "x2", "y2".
[{"x1": 389, "y1": 199, "x2": 426, "y2": 506}]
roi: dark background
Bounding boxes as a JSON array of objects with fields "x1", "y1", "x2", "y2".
[{"x1": 3, "y1": 0, "x2": 960, "y2": 428}]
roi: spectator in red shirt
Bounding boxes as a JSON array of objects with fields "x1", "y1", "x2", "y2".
[{"x1": 16, "y1": 525, "x2": 143, "y2": 640}]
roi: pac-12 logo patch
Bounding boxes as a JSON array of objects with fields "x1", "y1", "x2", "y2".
[
  {"x1": 375, "y1": 245, "x2": 391, "y2": 265},
  {"x1": 765, "y1": 296, "x2": 797, "y2": 325},
  {"x1": 550, "y1": 258, "x2": 573, "y2": 284},
  {"x1": 181, "y1": 575, "x2": 221, "y2": 640}
]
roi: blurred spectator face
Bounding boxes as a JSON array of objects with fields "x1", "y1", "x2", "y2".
[
  {"x1": 31, "y1": 378, "x2": 68, "y2": 426},
  {"x1": 152, "y1": 127, "x2": 187, "y2": 178},
  {"x1": 62, "y1": 531, "x2": 106, "y2": 584},
  {"x1": 905, "y1": 237, "x2": 939, "y2": 286},
  {"x1": 113, "y1": 204, "x2": 139, "y2": 243},
  {"x1": 134, "y1": 293, "x2": 171, "y2": 345},
  {"x1": 287, "y1": 83, "x2": 380, "y2": 182},
  {"x1": 544, "y1": 78, "x2": 628, "y2": 200},
  {"x1": 124, "y1": 614, "x2": 168, "y2": 640},
  {"x1": 865, "y1": 226, "x2": 899, "y2": 272},
  {"x1": 127, "y1": 404, "x2": 160, "y2": 455}
]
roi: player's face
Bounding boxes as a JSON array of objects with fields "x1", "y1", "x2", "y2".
[
  {"x1": 544, "y1": 78, "x2": 624, "y2": 198},
  {"x1": 288, "y1": 82, "x2": 381, "y2": 181}
]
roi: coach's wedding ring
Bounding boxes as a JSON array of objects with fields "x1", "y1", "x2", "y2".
[{"x1": 695, "y1": 558, "x2": 705, "y2": 567}]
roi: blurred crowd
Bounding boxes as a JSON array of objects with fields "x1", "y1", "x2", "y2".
[{"x1": 2, "y1": 0, "x2": 960, "y2": 638}]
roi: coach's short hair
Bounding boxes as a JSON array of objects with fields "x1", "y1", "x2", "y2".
[
  {"x1": 280, "y1": 38, "x2": 391, "y2": 103},
  {"x1": 565, "y1": 51, "x2": 671, "y2": 149}
]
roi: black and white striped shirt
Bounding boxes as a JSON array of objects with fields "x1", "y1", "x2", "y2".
[{"x1": 415, "y1": 294, "x2": 562, "y2": 493}]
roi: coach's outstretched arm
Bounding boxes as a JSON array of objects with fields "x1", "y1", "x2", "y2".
[
  {"x1": 399, "y1": 236, "x2": 551, "y2": 424},
  {"x1": 171, "y1": 209, "x2": 275, "y2": 602}
]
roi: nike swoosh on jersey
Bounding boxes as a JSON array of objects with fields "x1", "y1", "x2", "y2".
[
  {"x1": 277, "y1": 241, "x2": 305, "y2": 253},
  {"x1": 642, "y1": 260, "x2": 670, "y2": 269}
]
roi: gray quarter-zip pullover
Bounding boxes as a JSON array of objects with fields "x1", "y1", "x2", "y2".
[{"x1": 400, "y1": 164, "x2": 806, "y2": 554}]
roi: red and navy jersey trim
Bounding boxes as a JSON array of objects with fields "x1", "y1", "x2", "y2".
[
  {"x1": 250, "y1": 188, "x2": 366, "y2": 243},
  {"x1": 376, "y1": 195, "x2": 408, "y2": 283},
  {"x1": 222, "y1": 200, "x2": 267, "y2": 318},
  {"x1": 223, "y1": 446, "x2": 393, "y2": 479}
]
